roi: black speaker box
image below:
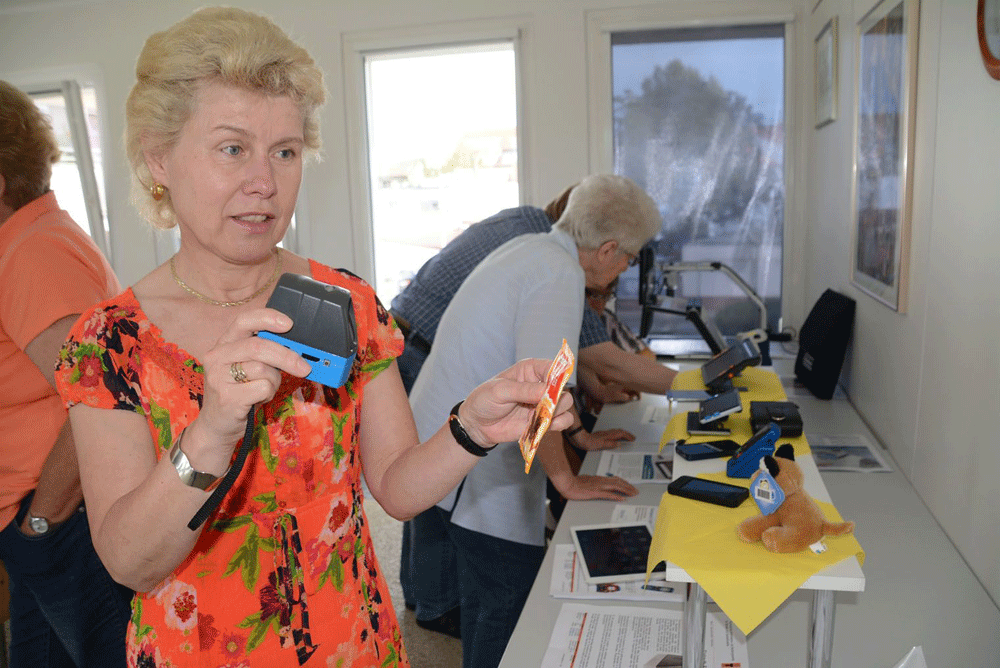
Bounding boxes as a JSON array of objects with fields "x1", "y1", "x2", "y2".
[{"x1": 794, "y1": 289, "x2": 856, "y2": 400}]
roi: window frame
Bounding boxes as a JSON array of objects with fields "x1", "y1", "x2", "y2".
[
  {"x1": 17, "y1": 77, "x2": 113, "y2": 264},
  {"x1": 585, "y1": 2, "x2": 806, "y2": 333},
  {"x1": 342, "y1": 17, "x2": 533, "y2": 284}
]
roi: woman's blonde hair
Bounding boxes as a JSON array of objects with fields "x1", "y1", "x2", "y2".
[
  {"x1": 0, "y1": 80, "x2": 61, "y2": 212},
  {"x1": 553, "y1": 174, "x2": 661, "y2": 254},
  {"x1": 124, "y1": 6, "x2": 326, "y2": 229}
]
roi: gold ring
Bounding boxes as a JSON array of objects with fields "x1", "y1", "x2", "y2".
[{"x1": 230, "y1": 362, "x2": 248, "y2": 383}]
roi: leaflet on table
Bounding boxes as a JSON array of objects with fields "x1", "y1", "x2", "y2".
[
  {"x1": 539, "y1": 603, "x2": 749, "y2": 668},
  {"x1": 611, "y1": 504, "x2": 659, "y2": 525},
  {"x1": 597, "y1": 451, "x2": 673, "y2": 483},
  {"x1": 549, "y1": 544, "x2": 685, "y2": 603},
  {"x1": 806, "y1": 433, "x2": 892, "y2": 472},
  {"x1": 642, "y1": 405, "x2": 677, "y2": 425}
]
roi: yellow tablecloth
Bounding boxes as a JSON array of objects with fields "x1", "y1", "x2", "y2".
[
  {"x1": 660, "y1": 367, "x2": 811, "y2": 455},
  {"x1": 650, "y1": 366, "x2": 864, "y2": 634}
]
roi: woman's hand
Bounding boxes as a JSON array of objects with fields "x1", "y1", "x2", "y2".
[
  {"x1": 572, "y1": 428, "x2": 636, "y2": 452},
  {"x1": 557, "y1": 474, "x2": 638, "y2": 501},
  {"x1": 195, "y1": 308, "x2": 312, "y2": 449},
  {"x1": 457, "y1": 358, "x2": 574, "y2": 448}
]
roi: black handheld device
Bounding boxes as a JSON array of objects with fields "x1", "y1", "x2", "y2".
[
  {"x1": 697, "y1": 388, "x2": 742, "y2": 424},
  {"x1": 675, "y1": 439, "x2": 739, "y2": 461},
  {"x1": 257, "y1": 273, "x2": 358, "y2": 388},
  {"x1": 188, "y1": 273, "x2": 359, "y2": 531},
  {"x1": 686, "y1": 412, "x2": 731, "y2": 436},
  {"x1": 700, "y1": 338, "x2": 762, "y2": 392},
  {"x1": 667, "y1": 475, "x2": 749, "y2": 508}
]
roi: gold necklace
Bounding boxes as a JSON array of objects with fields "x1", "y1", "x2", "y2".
[{"x1": 170, "y1": 249, "x2": 282, "y2": 307}]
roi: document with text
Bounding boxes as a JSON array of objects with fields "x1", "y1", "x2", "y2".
[
  {"x1": 596, "y1": 451, "x2": 673, "y2": 483},
  {"x1": 540, "y1": 603, "x2": 749, "y2": 668}
]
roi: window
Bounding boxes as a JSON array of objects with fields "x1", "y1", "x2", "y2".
[
  {"x1": 27, "y1": 81, "x2": 111, "y2": 260},
  {"x1": 608, "y1": 24, "x2": 786, "y2": 353},
  {"x1": 361, "y1": 42, "x2": 520, "y2": 304}
]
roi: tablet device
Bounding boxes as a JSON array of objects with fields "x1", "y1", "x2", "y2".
[
  {"x1": 700, "y1": 338, "x2": 762, "y2": 392},
  {"x1": 569, "y1": 523, "x2": 666, "y2": 584},
  {"x1": 697, "y1": 388, "x2": 742, "y2": 424}
]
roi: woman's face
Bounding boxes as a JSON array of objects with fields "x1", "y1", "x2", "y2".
[{"x1": 148, "y1": 81, "x2": 304, "y2": 262}]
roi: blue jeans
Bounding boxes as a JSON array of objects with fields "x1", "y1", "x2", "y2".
[
  {"x1": 0, "y1": 492, "x2": 133, "y2": 668},
  {"x1": 404, "y1": 506, "x2": 544, "y2": 668},
  {"x1": 399, "y1": 506, "x2": 460, "y2": 620}
]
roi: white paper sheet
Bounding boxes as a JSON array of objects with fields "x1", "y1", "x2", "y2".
[
  {"x1": 611, "y1": 504, "x2": 659, "y2": 525},
  {"x1": 540, "y1": 603, "x2": 682, "y2": 668},
  {"x1": 597, "y1": 452, "x2": 673, "y2": 483},
  {"x1": 539, "y1": 603, "x2": 749, "y2": 668},
  {"x1": 642, "y1": 405, "x2": 676, "y2": 424},
  {"x1": 806, "y1": 433, "x2": 892, "y2": 472},
  {"x1": 549, "y1": 544, "x2": 685, "y2": 603}
]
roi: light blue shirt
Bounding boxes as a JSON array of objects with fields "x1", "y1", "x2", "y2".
[{"x1": 409, "y1": 229, "x2": 584, "y2": 546}]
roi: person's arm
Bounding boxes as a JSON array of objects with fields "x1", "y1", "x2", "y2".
[
  {"x1": 536, "y1": 429, "x2": 637, "y2": 501},
  {"x1": 69, "y1": 308, "x2": 313, "y2": 592},
  {"x1": 575, "y1": 363, "x2": 638, "y2": 407},
  {"x1": 21, "y1": 314, "x2": 86, "y2": 534},
  {"x1": 359, "y1": 358, "x2": 574, "y2": 520},
  {"x1": 578, "y1": 341, "x2": 678, "y2": 395}
]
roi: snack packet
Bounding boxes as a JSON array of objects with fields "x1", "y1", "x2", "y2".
[{"x1": 518, "y1": 339, "x2": 575, "y2": 473}]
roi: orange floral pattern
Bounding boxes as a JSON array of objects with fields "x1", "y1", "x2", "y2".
[{"x1": 55, "y1": 261, "x2": 408, "y2": 668}]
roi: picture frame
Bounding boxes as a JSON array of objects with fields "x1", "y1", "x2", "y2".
[
  {"x1": 978, "y1": 0, "x2": 1000, "y2": 80},
  {"x1": 850, "y1": 0, "x2": 919, "y2": 312},
  {"x1": 815, "y1": 16, "x2": 838, "y2": 128}
]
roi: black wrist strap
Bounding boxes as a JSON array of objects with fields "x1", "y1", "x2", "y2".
[
  {"x1": 565, "y1": 425, "x2": 585, "y2": 438},
  {"x1": 448, "y1": 401, "x2": 495, "y2": 457},
  {"x1": 187, "y1": 409, "x2": 255, "y2": 531}
]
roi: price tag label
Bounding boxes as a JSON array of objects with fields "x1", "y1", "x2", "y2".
[{"x1": 750, "y1": 464, "x2": 785, "y2": 515}]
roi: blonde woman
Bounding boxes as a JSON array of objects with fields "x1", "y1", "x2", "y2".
[{"x1": 54, "y1": 8, "x2": 571, "y2": 667}]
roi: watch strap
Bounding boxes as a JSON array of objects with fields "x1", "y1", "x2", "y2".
[
  {"x1": 448, "y1": 401, "x2": 495, "y2": 457},
  {"x1": 169, "y1": 429, "x2": 228, "y2": 493}
]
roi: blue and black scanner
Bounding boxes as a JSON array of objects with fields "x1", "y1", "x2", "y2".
[
  {"x1": 257, "y1": 273, "x2": 357, "y2": 388},
  {"x1": 726, "y1": 421, "x2": 781, "y2": 478}
]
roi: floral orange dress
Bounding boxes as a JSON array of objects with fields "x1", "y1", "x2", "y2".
[{"x1": 55, "y1": 261, "x2": 409, "y2": 668}]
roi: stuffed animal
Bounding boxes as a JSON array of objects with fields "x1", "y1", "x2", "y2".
[{"x1": 737, "y1": 444, "x2": 855, "y2": 553}]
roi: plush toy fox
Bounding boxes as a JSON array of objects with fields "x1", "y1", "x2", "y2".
[{"x1": 737, "y1": 444, "x2": 855, "y2": 553}]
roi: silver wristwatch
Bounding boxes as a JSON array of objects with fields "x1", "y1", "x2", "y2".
[
  {"x1": 28, "y1": 514, "x2": 50, "y2": 534},
  {"x1": 169, "y1": 430, "x2": 227, "y2": 492}
]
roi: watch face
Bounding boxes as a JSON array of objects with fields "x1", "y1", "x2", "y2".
[{"x1": 29, "y1": 516, "x2": 49, "y2": 534}]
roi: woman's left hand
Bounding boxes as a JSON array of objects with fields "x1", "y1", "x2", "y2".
[{"x1": 458, "y1": 357, "x2": 574, "y2": 447}]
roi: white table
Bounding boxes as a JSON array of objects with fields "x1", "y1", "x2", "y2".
[
  {"x1": 498, "y1": 359, "x2": 1000, "y2": 668},
  {"x1": 609, "y1": 386, "x2": 864, "y2": 668}
]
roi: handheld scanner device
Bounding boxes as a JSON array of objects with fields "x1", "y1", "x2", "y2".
[
  {"x1": 257, "y1": 273, "x2": 358, "y2": 388},
  {"x1": 726, "y1": 421, "x2": 780, "y2": 478}
]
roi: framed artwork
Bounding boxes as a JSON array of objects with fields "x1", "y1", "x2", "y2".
[
  {"x1": 815, "y1": 16, "x2": 838, "y2": 128},
  {"x1": 850, "y1": 0, "x2": 919, "y2": 312},
  {"x1": 978, "y1": 0, "x2": 1000, "y2": 80}
]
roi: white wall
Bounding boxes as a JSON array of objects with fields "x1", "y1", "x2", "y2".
[
  {"x1": 2, "y1": 0, "x2": 997, "y2": 606},
  {"x1": 805, "y1": 0, "x2": 1000, "y2": 606}
]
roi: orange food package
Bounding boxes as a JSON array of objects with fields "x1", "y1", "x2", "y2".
[{"x1": 518, "y1": 339, "x2": 575, "y2": 474}]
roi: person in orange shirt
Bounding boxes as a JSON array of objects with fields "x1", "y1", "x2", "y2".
[{"x1": 0, "y1": 80, "x2": 131, "y2": 667}]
